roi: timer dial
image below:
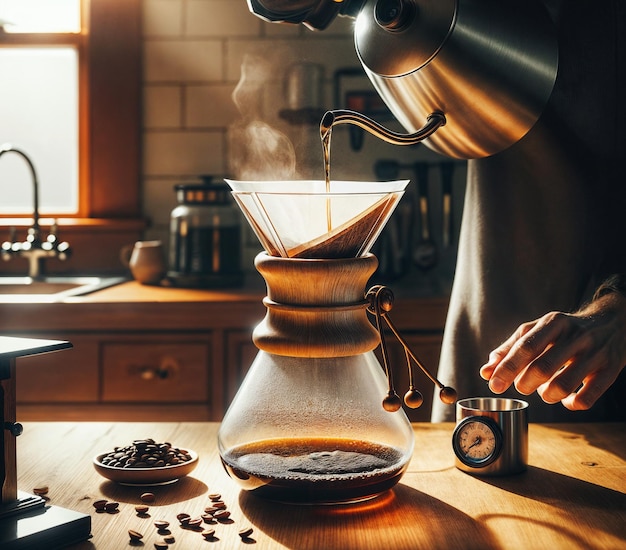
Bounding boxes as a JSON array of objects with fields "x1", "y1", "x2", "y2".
[{"x1": 452, "y1": 416, "x2": 503, "y2": 468}]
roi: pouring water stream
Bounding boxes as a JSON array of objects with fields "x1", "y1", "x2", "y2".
[{"x1": 319, "y1": 109, "x2": 446, "y2": 233}]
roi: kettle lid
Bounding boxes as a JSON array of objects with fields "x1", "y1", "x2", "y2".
[{"x1": 355, "y1": 0, "x2": 456, "y2": 77}]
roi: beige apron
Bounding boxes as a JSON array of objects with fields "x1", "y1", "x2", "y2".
[{"x1": 432, "y1": 0, "x2": 626, "y2": 422}]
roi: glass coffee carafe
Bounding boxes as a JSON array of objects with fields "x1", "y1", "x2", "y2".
[{"x1": 217, "y1": 179, "x2": 416, "y2": 504}]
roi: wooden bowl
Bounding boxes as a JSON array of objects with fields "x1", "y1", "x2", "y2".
[{"x1": 93, "y1": 450, "x2": 198, "y2": 485}]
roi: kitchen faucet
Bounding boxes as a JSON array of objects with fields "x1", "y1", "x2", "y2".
[{"x1": 0, "y1": 144, "x2": 71, "y2": 279}]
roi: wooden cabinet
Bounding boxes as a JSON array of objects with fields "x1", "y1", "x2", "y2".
[
  {"x1": 13, "y1": 332, "x2": 220, "y2": 422},
  {"x1": 1, "y1": 281, "x2": 448, "y2": 422},
  {"x1": 225, "y1": 330, "x2": 259, "y2": 409},
  {"x1": 15, "y1": 334, "x2": 100, "y2": 404}
]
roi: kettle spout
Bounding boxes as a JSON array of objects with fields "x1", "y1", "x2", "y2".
[{"x1": 320, "y1": 109, "x2": 446, "y2": 146}]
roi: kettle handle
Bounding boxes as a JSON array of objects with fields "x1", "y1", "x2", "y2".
[{"x1": 320, "y1": 109, "x2": 446, "y2": 146}]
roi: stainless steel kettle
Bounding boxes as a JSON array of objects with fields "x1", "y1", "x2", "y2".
[{"x1": 248, "y1": 0, "x2": 558, "y2": 159}]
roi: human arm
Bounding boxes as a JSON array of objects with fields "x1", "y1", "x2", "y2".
[{"x1": 479, "y1": 275, "x2": 626, "y2": 411}]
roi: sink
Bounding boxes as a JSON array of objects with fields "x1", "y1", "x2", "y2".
[{"x1": 0, "y1": 276, "x2": 127, "y2": 303}]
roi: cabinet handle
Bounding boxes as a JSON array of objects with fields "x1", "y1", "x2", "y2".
[
  {"x1": 4, "y1": 422, "x2": 23, "y2": 437},
  {"x1": 128, "y1": 357, "x2": 179, "y2": 380}
]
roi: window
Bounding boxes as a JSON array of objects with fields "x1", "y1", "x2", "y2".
[
  {"x1": 0, "y1": 0, "x2": 81, "y2": 33},
  {"x1": 0, "y1": 0, "x2": 81, "y2": 215},
  {"x1": 0, "y1": 0, "x2": 142, "y2": 275}
]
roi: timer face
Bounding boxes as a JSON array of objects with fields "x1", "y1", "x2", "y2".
[{"x1": 452, "y1": 416, "x2": 503, "y2": 468}]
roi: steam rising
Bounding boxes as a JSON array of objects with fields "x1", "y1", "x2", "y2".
[{"x1": 229, "y1": 54, "x2": 297, "y2": 180}]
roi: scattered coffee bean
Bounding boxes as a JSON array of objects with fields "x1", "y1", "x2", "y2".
[
  {"x1": 93, "y1": 499, "x2": 108, "y2": 511},
  {"x1": 201, "y1": 513, "x2": 216, "y2": 523},
  {"x1": 99, "y1": 439, "x2": 192, "y2": 470},
  {"x1": 214, "y1": 510, "x2": 231, "y2": 521},
  {"x1": 128, "y1": 530, "x2": 143, "y2": 542},
  {"x1": 91, "y1": 480, "x2": 242, "y2": 544},
  {"x1": 33, "y1": 486, "x2": 49, "y2": 496},
  {"x1": 154, "y1": 520, "x2": 170, "y2": 530},
  {"x1": 187, "y1": 517, "x2": 203, "y2": 529},
  {"x1": 176, "y1": 512, "x2": 190, "y2": 525},
  {"x1": 104, "y1": 501, "x2": 119, "y2": 513}
]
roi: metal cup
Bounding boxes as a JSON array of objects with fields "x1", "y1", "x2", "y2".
[{"x1": 455, "y1": 397, "x2": 528, "y2": 476}]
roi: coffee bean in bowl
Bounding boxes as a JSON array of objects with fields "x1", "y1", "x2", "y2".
[{"x1": 93, "y1": 439, "x2": 198, "y2": 485}]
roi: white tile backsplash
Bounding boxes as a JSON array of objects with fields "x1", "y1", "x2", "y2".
[
  {"x1": 186, "y1": 0, "x2": 261, "y2": 37},
  {"x1": 185, "y1": 83, "x2": 239, "y2": 128},
  {"x1": 144, "y1": 85, "x2": 183, "y2": 128},
  {"x1": 143, "y1": 130, "x2": 224, "y2": 176},
  {"x1": 225, "y1": 37, "x2": 359, "y2": 83},
  {"x1": 143, "y1": 0, "x2": 184, "y2": 36},
  {"x1": 144, "y1": 39, "x2": 223, "y2": 82},
  {"x1": 143, "y1": 177, "x2": 182, "y2": 225}
]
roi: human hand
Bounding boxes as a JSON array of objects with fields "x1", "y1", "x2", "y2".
[{"x1": 479, "y1": 292, "x2": 626, "y2": 411}]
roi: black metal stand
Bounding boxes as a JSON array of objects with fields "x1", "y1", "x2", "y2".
[
  {"x1": 0, "y1": 336, "x2": 91, "y2": 549},
  {"x1": 0, "y1": 491, "x2": 91, "y2": 550}
]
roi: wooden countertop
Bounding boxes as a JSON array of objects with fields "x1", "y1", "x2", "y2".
[
  {"x1": 74, "y1": 279, "x2": 266, "y2": 303},
  {"x1": 0, "y1": 281, "x2": 450, "y2": 332},
  {"x1": 12, "y1": 422, "x2": 626, "y2": 549}
]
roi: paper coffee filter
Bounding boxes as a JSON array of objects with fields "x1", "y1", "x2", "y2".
[
  {"x1": 225, "y1": 180, "x2": 409, "y2": 259},
  {"x1": 226, "y1": 180, "x2": 408, "y2": 194}
]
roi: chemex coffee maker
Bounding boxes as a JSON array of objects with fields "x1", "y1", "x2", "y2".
[{"x1": 217, "y1": 0, "x2": 559, "y2": 504}]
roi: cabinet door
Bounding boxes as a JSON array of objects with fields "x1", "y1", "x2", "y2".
[
  {"x1": 101, "y1": 334, "x2": 211, "y2": 404},
  {"x1": 224, "y1": 331, "x2": 257, "y2": 415},
  {"x1": 16, "y1": 334, "x2": 99, "y2": 402}
]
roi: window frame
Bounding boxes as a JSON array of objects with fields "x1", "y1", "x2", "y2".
[{"x1": 0, "y1": 0, "x2": 143, "y2": 275}]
